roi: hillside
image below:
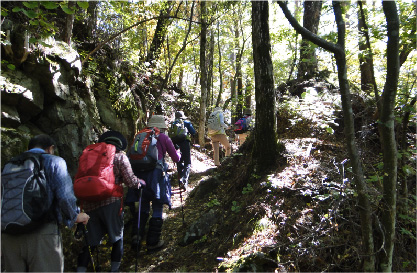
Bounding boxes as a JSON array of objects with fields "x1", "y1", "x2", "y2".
[{"x1": 62, "y1": 120, "x2": 415, "y2": 272}]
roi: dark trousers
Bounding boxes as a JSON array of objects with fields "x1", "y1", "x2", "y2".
[{"x1": 176, "y1": 140, "x2": 191, "y2": 185}]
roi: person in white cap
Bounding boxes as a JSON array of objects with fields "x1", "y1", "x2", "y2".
[
  {"x1": 126, "y1": 115, "x2": 180, "y2": 252},
  {"x1": 207, "y1": 107, "x2": 231, "y2": 166}
]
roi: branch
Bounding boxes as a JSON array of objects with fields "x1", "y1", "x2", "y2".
[{"x1": 276, "y1": 1, "x2": 343, "y2": 56}]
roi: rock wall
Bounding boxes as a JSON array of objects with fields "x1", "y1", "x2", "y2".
[{"x1": 1, "y1": 40, "x2": 136, "y2": 176}]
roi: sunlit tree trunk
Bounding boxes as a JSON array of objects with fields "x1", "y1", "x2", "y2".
[
  {"x1": 198, "y1": 1, "x2": 208, "y2": 146},
  {"x1": 377, "y1": 3, "x2": 400, "y2": 271},
  {"x1": 251, "y1": 1, "x2": 278, "y2": 173},
  {"x1": 62, "y1": 1, "x2": 75, "y2": 45}
]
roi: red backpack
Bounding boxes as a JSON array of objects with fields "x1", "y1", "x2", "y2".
[
  {"x1": 128, "y1": 127, "x2": 160, "y2": 172},
  {"x1": 74, "y1": 142, "x2": 123, "y2": 201}
]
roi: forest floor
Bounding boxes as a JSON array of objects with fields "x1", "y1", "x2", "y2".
[
  {"x1": 63, "y1": 126, "x2": 416, "y2": 272},
  {"x1": 62, "y1": 89, "x2": 416, "y2": 272}
]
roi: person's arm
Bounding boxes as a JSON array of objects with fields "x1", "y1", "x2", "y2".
[
  {"x1": 115, "y1": 153, "x2": 146, "y2": 188},
  {"x1": 219, "y1": 112, "x2": 229, "y2": 129},
  {"x1": 185, "y1": 120, "x2": 196, "y2": 136},
  {"x1": 47, "y1": 156, "x2": 81, "y2": 228},
  {"x1": 162, "y1": 134, "x2": 181, "y2": 162}
]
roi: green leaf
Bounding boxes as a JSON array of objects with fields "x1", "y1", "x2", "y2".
[
  {"x1": 61, "y1": 6, "x2": 75, "y2": 14},
  {"x1": 22, "y1": 9, "x2": 38, "y2": 19},
  {"x1": 41, "y1": 2, "x2": 59, "y2": 10},
  {"x1": 23, "y1": 1, "x2": 39, "y2": 9},
  {"x1": 326, "y1": 127, "x2": 334, "y2": 134},
  {"x1": 12, "y1": 7, "x2": 22, "y2": 12},
  {"x1": 7, "y1": 64, "x2": 16, "y2": 70},
  {"x1": 77, "y1": 1, "x2": 89, "y2": 9},
  {"x1": 1, "y1": 9, "x2": 8, "y2": 16},
  {"x1": 29, "y1": 20, "x2": 39, "y2": 26}
]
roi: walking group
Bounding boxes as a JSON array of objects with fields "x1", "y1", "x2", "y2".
[{"x1": 1, "y1": 108, "x2": 251, "y2": 272}]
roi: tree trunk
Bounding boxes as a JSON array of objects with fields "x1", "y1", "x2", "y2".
[
  {"x1": 235, "y1": 13, "x2": 243, "y2": 123},
  {"x1": 146, "y1": 3, "x2": 174, "y2": 64},
  {"x1": 62, "y1": 1, "x2": 75, "y2": 45},
  {"x1": 297, "y1": 1, "x2": 322, "y2": 79},
  {"x1": 216, "y1": 21, "x2": 223, "y2": 108},
  {"x1": 357, "y1": 1, "x2": 380, "y2": 108},
  {"x1": 377, "y1": 2, "x2": 400, "y2": 271},
  {"x1": 278, "y1": 2, "x2": 376, "y2": 270},
  {"x1": 251, "y1": 1, "x2": 278, "y2": 173},
  {"x1": 198, "y1": 1, "x2": 208, "y2": 146}
]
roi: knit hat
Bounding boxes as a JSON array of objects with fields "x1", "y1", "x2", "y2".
[
  {"x1": 175, "y1": 111, "x2": 187, "y2": 119},
  {"x1": 98, "y1": 130, "x2": 127, "y2": 151},
  {"x1": 147, "y1": 115, "x2": 167, "y2": 129}
]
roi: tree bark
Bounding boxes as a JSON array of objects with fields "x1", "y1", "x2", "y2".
[
  {"x1": 62, "y1": 1, "x2": 75, "y2": 45},
  {"x1": 377, "y1": 2, "x2": 400, "y2": 271},
  {"x1": 297, "y1": 1, "x2": 322, "y2": 79},
  {"x1": 198, "y1": 1, "x2": 208, "y2": 146},
  {"x1": 278, "y1": 2, "x2": 375, "y2": 270},
  {"x1": 251, "y1": 1, "x2": 278, "y2": 173},
  {"x1": 146, "y1": 3, "x2": 174, "y2": 64}
]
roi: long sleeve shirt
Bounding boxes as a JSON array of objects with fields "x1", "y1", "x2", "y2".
[
  {"x1": 28, "y1": 148, "x2": 79, "y2": 228},
  {"x1": 157, "y1": 133, "x2": 180, "y2": 162},
  {"x1": 82, "y1": 151, "x2": 142, "y2": 212}
]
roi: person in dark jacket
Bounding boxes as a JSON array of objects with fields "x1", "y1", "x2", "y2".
[{"x1": 172, "y1": 111, "x2": 196, "y2": 190}]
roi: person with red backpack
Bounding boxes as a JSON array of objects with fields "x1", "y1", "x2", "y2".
[
  {"x1": 75, "y1": 131, "x2": 145, "y2": 273},
  {"x1": 234, "y1": 108, "x2": 252, "y2": 145},
  {"x1": 125, "y1": 114, "x2": 180, "y2": 252}
]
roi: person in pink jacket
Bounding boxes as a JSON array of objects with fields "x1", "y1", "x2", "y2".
[{"x1": 126, "y1": 115, "x2": 180, "y2": 252}]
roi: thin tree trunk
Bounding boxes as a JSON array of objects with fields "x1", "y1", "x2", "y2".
[
  {"x1": 198, "y1": 1, "x2": 208, "y2": 146},
  {"x1": 62, "y1": 1, "x2": 75, "y2": 45},
  {"x1": 216, "y1": 21, "x2": 223, "y2": 108},
  {"x1": 377, "y1": 3, "x2": 400, "y2": 271}
]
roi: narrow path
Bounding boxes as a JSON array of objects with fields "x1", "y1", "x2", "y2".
[{"x1": 120, "y1": 147, "x2": 216, "y2": 272}]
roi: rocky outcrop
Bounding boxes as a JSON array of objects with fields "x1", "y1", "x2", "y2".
[{"x1": 1, "y1": 40, "x2": 136, "y2": 175}]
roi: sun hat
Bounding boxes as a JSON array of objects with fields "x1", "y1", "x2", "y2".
[
  {"x1": 175, "y1": 111, "x2": 187, "y2": 119},
  {"x1": 98, "y1": 130, "x2": 127, "y2": 151},
  {"x1": 147, "y1": 115, "x2": 167, "y2": 129}
]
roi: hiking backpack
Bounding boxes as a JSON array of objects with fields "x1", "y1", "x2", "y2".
[
  {"x1": 128, "y1": 127, "x2": 160, "y2": 172},
  {"x1": 1, "y1": 152, "x2": 52, "y2": 234},
  {"x1": 168, "y1": 119, "x2": 188, "y2": 144},
  {"x1": 74, "y1": 142, "x2": 123, "y2": 202},
  {"x1": 207, "y1": 111, "x2": 222, "y2": 136},
  {"x1": 234, "y1": 117, "x2": 248, "y2": 134}
]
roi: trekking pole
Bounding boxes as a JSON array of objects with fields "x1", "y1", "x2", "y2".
[
  {"x1": 80, "y1": 224, "x2": 96, "y2": 272},
  {"x1": 178, "y1": 173, "x2": 186, "y2": 226},
  {"x1": 135, "y1": 187, "x2": 143, "y2": 273}
]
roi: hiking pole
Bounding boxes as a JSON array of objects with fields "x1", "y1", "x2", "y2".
[
  {"x1": 135, "y1": 187, "x2": 143, "y2": 273},
  {"x1": 177, "y1": 172, "x2": 186, "y2": 226},
  {"x1": 80, "y1": 224, "x2": 96, "y2": 272}
]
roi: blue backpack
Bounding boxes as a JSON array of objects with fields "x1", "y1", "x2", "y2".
[{"x1": 234, "y1": 117, "x2": 248, "y2": 134}]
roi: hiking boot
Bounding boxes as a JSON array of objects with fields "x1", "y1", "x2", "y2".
[{"x1": 147, "y1": 217, "x2": 164, "y2": 252}]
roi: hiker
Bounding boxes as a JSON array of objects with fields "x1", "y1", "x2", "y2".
[
  {"x1": 76, "y1": 130, "x2": 146, "y2": 273},
  {"x1": 234, "y1": 108, "x2": 252, "y2": 145},
  {"x1": 125, "y1": 114, "x2": 181, "y2": 252},
  {"x1": 169, "y1": 110, "x2": 196, "y2": 190},
  {"x1": 207, "y1": 107, "x2": 231, "y2": 166},
  {"x1": 1, "y1": 134, "x2": 90, "y2": 272}
]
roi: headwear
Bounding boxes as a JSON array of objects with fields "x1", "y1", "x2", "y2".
[
  {"x1": 147, "y1": 115, "x2": 167, "y2": 129},
  {"x1": 213, "y1": 107, "x2": 222, "y2": 112},
  {"x1": 243, "y1": 108, "x2": 252, "y2": 116},
  {"x1": 175, "y1": 111, "x2": 187, "y2": 119},
  {"x1": 98, "y1": 130, "x2": 127, "y2": 151}
]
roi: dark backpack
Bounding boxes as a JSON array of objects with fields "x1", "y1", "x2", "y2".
[
  {"x1": 74, "y1": 142, "x2": 123, "y2": 202},
  {"x1": 129, "y1": 127, "x2": 160, "y2": 172},
  {"x1": 234, "y1": 117, "x2": 248, "y2": 134},
  {"x1": 1, "y1": 152, "x2": 52, "y2": 234},
  {"x1": 168, "y1": 119, "x2": 188, "y2": 144}
]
